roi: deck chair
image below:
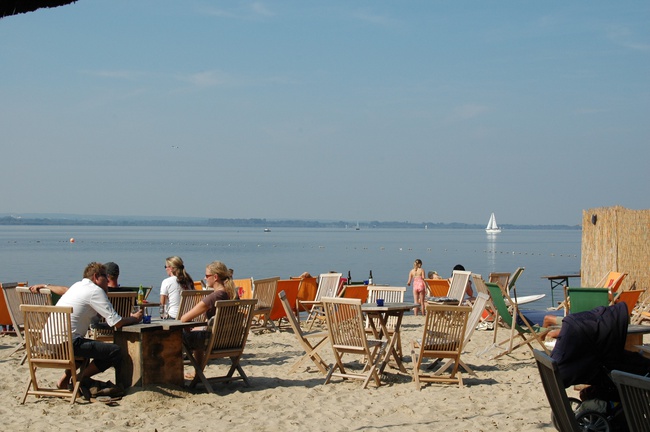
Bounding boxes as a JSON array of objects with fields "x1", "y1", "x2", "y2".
[
  {"x1": 322, "y1": 297, "x2": 386, "y2": 389},
  {"x1": 482, "y1": 282, "x2": 550, "y2": 359},
  {"x1": 488, "y1": 272, "x2": 510, "y2": 292},
  {"x1": 366, "y1": 286, "x2": 406, "y2": 357},
  {"x1": 233, "y1": 277, "x2": 254, "y2": 299},
  {"x1": 433, "y1": 292, "x2": 489, "y2": 377},
  {"x1": 340, "y1": 284, "x2": 369, "y2": 303},
  {"x1": 185, "y1": 299, "x2": 257, "y2": 393},
  {"x1": 20, "y1": 305, "x2": 82, "y2": 405},
  {"x1": 90, "y1": 292, "x2": 137, "y2": 341},
  {"x1": 298, "y1": 273, "x2": 343, "y2": 330},
  {"x1": 447, "y1": 270, "x2": 472, "y2": 305},
  {"x1": 411, "y1": 303, "x2": 472, "y2": 389},
  {"x1": 533, "y1": 349, "x2": 582, "y2": 432},
  {"x1": 611, "y1": 370, "x2": 650, "y2": 432},
  {"x1": 563, "y1": 287, "x2": 610, "y2": 314},
  {"x1": 278, "y1": 290, "x2": 329, "y2": 374},
  {"x1": 596, "y1": 271, "x2": 627, "y2": 294},
  {"x1": 251, "y1": 276, "x2": 280, "y2": 333},
  {"x1": 424, "y1": 278, "x2": 450, "y2": 297},
  {"x1": 611, "y1": 289, "x2": 644, "y2": 314},
  {"x1": 178, "y1": 289, "x2": 214, "y2": 322},
  {"x1": 1, "y1": 281, "x2": 29, "y2": 361},
  {"x1": 507, "y1": 267, "x2": 525, "y2": 294}
]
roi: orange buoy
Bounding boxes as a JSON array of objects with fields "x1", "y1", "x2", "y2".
[{"x1": 69, "y1": 238, "x2": 75, "y2": 243}]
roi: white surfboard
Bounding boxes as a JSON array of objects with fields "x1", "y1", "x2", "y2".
[{"x1": 505, "y1": 293, "x2": 546, "y2": 306}]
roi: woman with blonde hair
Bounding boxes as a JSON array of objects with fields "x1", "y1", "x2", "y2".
[{"x1": 160, "y1": 256, "x2": 194, "y2": 319}]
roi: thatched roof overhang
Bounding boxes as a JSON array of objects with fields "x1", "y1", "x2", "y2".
[{"x1": 1, "y1": 0, "x2": 77, "y2": 18}]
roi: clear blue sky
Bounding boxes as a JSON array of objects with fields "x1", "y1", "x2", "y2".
[{"x1": 2, "y1": 1, "x2": 648, "y2": 225}]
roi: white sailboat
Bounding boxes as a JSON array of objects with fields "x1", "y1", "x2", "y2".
[{"x1": 485, "y1": 212, "x2": 501, "y2": 233}]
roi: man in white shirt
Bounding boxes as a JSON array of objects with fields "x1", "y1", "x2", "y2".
[{"x1": 55, "y1": 262, "x2": 142, "y2": 392}]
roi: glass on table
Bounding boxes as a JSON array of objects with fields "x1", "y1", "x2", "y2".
[{"x1": 160, "y1": 304, "x2": 168, "y2": 320}]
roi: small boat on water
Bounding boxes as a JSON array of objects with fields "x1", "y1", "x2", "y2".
[
  {"x1": 485, "y1": 212, "x2": 501, "y2": 233},
  {"x1": 264, "y1": 228, "x2": 271, "y2": 232}
]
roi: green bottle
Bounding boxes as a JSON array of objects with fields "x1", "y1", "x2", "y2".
[{"x1": 138, "y1": 285, "x2": 144, "y2": 304}]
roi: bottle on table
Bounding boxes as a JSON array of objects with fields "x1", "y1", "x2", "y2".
[
  {"x1": 348, "y1": 271, "x2": 352, "y2": 285},
  {"x1": 368, "y1": 270, "x2": 373, "y2": 285},
  {"x1": 137, "y1": 284, "x2": 144, "y2": 304}
]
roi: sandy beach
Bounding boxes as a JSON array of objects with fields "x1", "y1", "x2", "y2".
[{"x1": 1, "y1": 315, "x2": 580, "y2": 432}]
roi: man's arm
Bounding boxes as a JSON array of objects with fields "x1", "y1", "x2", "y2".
[
  {"x1": 29, "y1": 284, "x2": 68, "y2": 296},
  {"x1": 114, "y1": 309, "x2": 143, "y2": 328}
]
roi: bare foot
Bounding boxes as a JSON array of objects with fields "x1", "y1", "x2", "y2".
[{"x1": 57, "y1": 369, "x2": 72, "y2": 389}]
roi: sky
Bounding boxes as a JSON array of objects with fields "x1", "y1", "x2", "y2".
[{"x1": 1, "y1": 1, "x2": 649, "y2": 226}]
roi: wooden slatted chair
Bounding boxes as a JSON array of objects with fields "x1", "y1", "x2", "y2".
[
  {"x1": 20, "y1": 305, "x2": 82, "y2": 405},
  {"x1": 185, "y1": 299, "x2": 257, "y2": 393},
  {"x1": 366, "y1": 286, "x2": 406, "y2": 357},
  {"x1": 17, "y1": 286, "x2": 52, "y2": 307},
  {"x1": 251, "y1": 276, "x2": 281, "y2": 332},
  {"x1": 433, "y1": 292, "x2": 489, "y2": 377},
  {"x1": 177, "y1": 289, "x2": 214, "y2": 322},
  {"x1": 321, "y1": 297, "x2": 386, "y2": 389},
  {"x1": 411, "y1": 303, "x2": 472, "y2": 389},
  {"x1": 90, "y1": 292, "x2": 137, "y2": 341},
  {"x1": 488, "y1": 272, "x2": 510, "y2": 292},
  {"x1": 447, "y1": 270, "x2": 472, "y2": 305},
  {"x1": 1, "y1": 281, "x2": 29, "y2": 362},
  {"x1": 278, "y1": 290, "x2": 329, "y2": 374},
  {"x1": 611, "y1": 370, "x2": 650, "y2": 432},
  {"x1": 298, "y1": 273, "x2": 343, "y2": 330}
]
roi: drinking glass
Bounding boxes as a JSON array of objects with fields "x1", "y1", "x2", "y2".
[{"x1": 160, "y1": 304, "x2": 168, "y2": 320}]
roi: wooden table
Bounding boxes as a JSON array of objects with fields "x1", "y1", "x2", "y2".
[
  {"x1": 114, "y1": 319, "x2": 204, "y2": 388},
  {"x1": 626, "y1": 325, "x2": 650, "y2": 353},
  {"x1": 541, "y1": 274, "x2": 581, "y2": 304},
  {"x1": 361, "y1": 302, "x2": 418, "y2": 374}
]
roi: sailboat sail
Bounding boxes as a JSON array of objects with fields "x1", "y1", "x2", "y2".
[{"x1": 485, "y1": 213, "x2": 501, "y2": 233}]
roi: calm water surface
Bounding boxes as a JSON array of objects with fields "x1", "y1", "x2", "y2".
[{"x1": 0, "y1": 226, "x2": 581, "y2": 310}]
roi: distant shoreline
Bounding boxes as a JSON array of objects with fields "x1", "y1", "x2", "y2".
[{"x1": 0, "y1": 215, "x2": 580, "y2": 230}]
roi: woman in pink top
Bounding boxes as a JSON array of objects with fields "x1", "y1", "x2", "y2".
[{"x1": 407, "y1": 258, "x2": 427, "y2": 316}]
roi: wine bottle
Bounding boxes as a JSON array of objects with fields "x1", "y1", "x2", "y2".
[
  {"x1": 368, "y1": 270, "x2": 373, "y2": 285},
  {"x1": 348, "y1": 271, "x2": 352, "y2": 285}
]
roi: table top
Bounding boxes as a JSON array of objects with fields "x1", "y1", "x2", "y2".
[
  {"x1": 116, "y1": 319, "x2": 205, "y2": 333},
  {"x1": 628, "y1": 325, "x2": 650, "y2": 335},
  {"x1": 361, "y1": 302, "x2": 418, "y2": 312},
  {"x1": 541, "y1": 274, "x2": 581, "y2": 280}
]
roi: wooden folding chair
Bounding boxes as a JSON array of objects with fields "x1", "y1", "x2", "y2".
[
  {"x1": 366, "y1": 286, "x2": 406, "y2": 357},
  {"x1": 278, "y1": 290, "x2": 329, "y2": 374},
  {"x1": 20, "y1": 305, "x2": 82, "y2": 405},
  {"x1": 322, "y1": 297, "x2": 386, "y2": 389},
  {"x1": 90, "y1": 292, "x2": 137, "y2": 341},
  {"x1": 411, "y1": 303, "x2": 472, "y2": 389},
  {"x1": 185, "y1": 299, "x2": 257, "y2": 393},
  {"x1": 447, "y1": 270, "x2": 472, "y2": 305},
  {"x1": 17, "y1": 287, "x2": 52, "y2": 307},
  {"x1": 251, "y1": 276, "x2": 280, "y2": 333},
  {"x1": 178, "y1": 289, "x2": 214, "y2": 322},
  {"x1": 1, "y1": 281, "x2": 29, "y2": 362},
  {"x1": 298, "y1": 273, "x2": 343, "y2": 330}
]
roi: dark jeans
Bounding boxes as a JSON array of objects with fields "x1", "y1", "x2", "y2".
[{"x1": 73, "y1": 336, "x2": 122, "y2": 375}]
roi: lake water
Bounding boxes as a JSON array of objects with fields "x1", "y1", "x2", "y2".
[{"x1": 0, "y1": 226, "x2": 581, "y2": 310}]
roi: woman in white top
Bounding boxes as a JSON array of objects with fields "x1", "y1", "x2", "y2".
[{"x1": 160, "y1": 256, "x2": 194, "y2": 319}]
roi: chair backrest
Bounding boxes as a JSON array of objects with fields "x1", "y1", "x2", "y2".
[
  {"x1": 597, "y1": 271, "x2": 627, "y2": 293},
  {"x1": 321, "y1": 297, "x2": 368, "y2": 352},
  {"x1": 341, "y1": 285, "x2": 369, "y2": 303},
  {"x1": 613, "y1": 289, "x2": 644, "y2": 315},
  {"x1": 565, "y1": 287, "x2": 610, "y2": 314},
  {"x1": 206, "y1": 299, "x2": 257, "y2": 353},
  {"x1": 420, "y1": 304, "x2": 471, "y2": 355},
  {"x1": 107, "y1": 292, "x2": 138, "y2": 318},
  {"x1": 178, "y1": 289, "x2": 214, "y2": 322},
  {"x1": 463, "y1": 293, "x2": 489, "y2": 347},
  {"x1": 485, "y1": 282, "x2": 518, "y2": 330},
  {"x1": 424, "y1": 279, "x2": 450, "y2": 297},
  {"x1": 611, "y1": 370, "x2": 650, "y2": 432},
  {"x1": 17, "y1": 287, "x2": 52, "y2": 306},
  {"x1": 314, "y1": 273, "x2": 343, "y2": 301},
  {"x1": 1, "y1": 281, "x2": 28, "y2": 337},
  {"x1": 507, "y1": 267, "x2": 525, "y2": 293},
  {"x1": 533, "y1": 349, "x2": 582, "y2": 432},
  {"x1": 488, "y1": 272, "x2": 510, "y2": 292},
  {"x1": 234, "y1": 277, "x2": 254, "y2": 299},
  {"x1": 110, "y1": 286, "x2": 153, "y2": 300},
  {"x1": 252, "y1": 277, "x2": 281, "y2": 311},
  {"x1": 448, "y1": 270, "x2": 472, "y2": 304}
]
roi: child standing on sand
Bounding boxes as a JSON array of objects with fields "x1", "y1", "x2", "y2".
[{"x1": 407, "y1": 259, "x2": 427, "y2": 316}]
